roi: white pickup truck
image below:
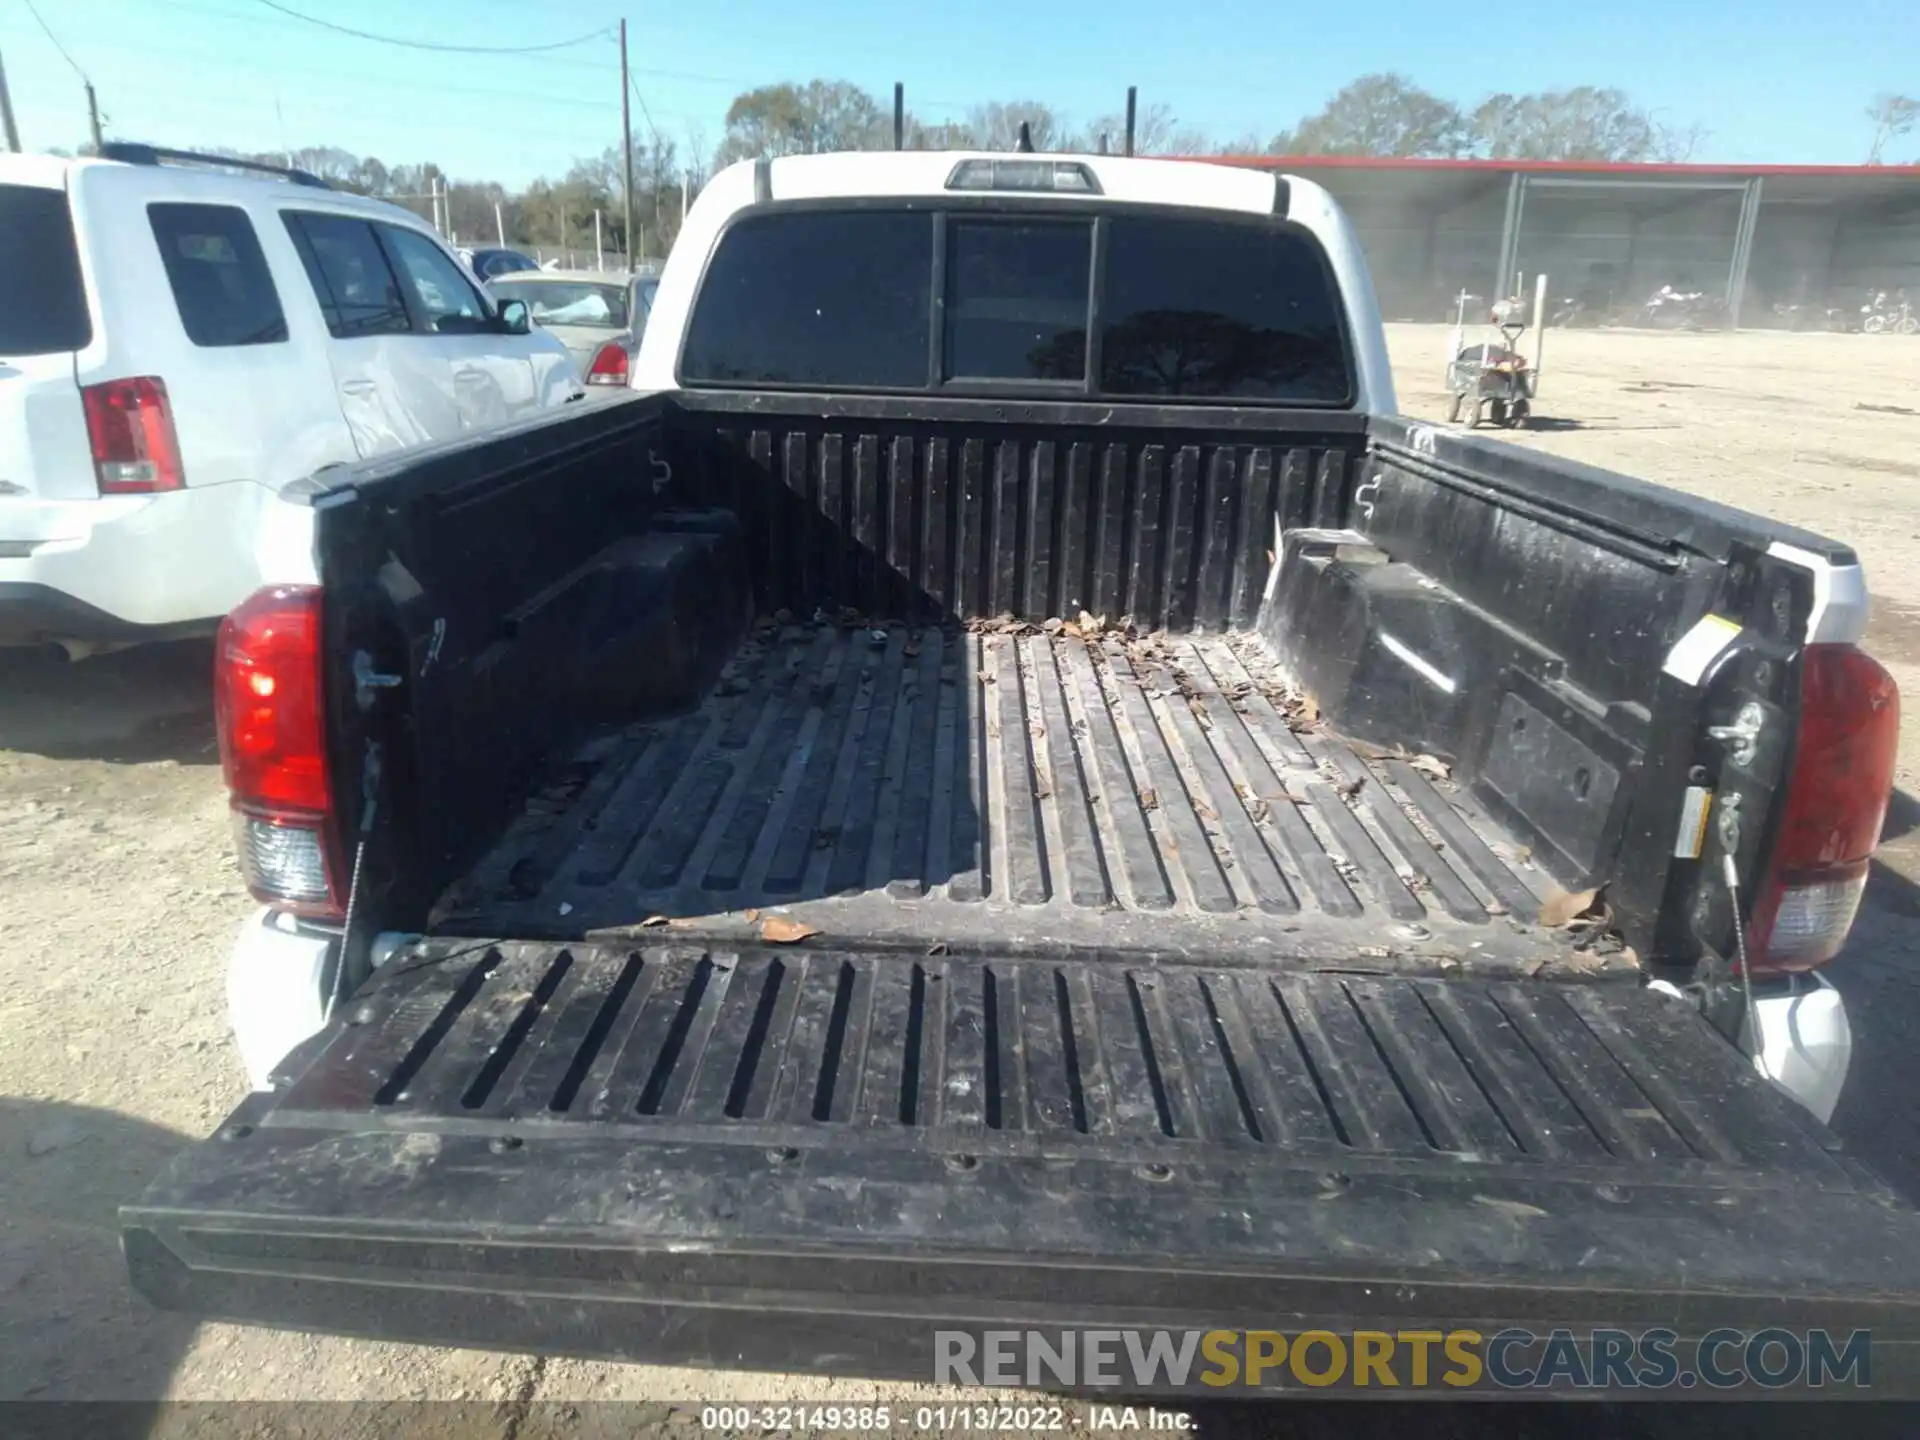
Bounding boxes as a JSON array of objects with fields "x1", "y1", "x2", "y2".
[{"x1": 124, "y1": 150, "x2": 1914, "y2": 1380}]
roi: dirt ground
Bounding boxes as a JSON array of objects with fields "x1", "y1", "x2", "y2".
[{"x1": 3, "y1": 325, "x2": 1919, "y2": 1430}]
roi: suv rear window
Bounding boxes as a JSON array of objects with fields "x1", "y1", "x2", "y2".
[
  {"x1": 678, "y1": 205, "x2": 1350, "y2": 405},
  {"x1": 149, "y1": 203, "x2": 288, "y2": 347},
  {"x1": 0, "y1": 184, "x2": 91, "y2": 355},
  {"x1": 681, "y1": 210, "x2": 932, "y2": 388}
]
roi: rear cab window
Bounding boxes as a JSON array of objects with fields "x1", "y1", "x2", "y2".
[
  {"x1": 148, "y1": 203, "x2": 288, "y2": 347},
  {"x1": 945, "y1": 220, "x2": 1089, "y2": 382},
  {"x1": 679, "y1": 204, "x2": 1352, "y2": 405},
  {"x1": 0, "y1": 183, "x2": 91, "y2": 355},
  {"x1": 681, "y1": 210, "x2": 933, "y2": 387}
]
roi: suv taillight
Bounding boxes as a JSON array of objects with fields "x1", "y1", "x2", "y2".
[
  {"x1": 585, "y1": 341, "x2": 629, "y2": 386},
  {"x1": 1744, "y1": 644, "x2": 1899, "y2": 973},
  {"x1": 81, "y1": 376, "x2": 184, "y2": 493},
  {"x1": 214, "y1": 586, "x2": 342, "y2": 920}
]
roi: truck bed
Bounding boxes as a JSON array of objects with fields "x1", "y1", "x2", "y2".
[
  {"x1": 130, "y1": 390, "x2": 1920, "y2": 1377},
  {"x1": 440, "y1": 624, "x2": 1608, "y2": 978}
]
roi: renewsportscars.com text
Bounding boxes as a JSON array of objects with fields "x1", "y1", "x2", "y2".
[{"x1": 935, "y1": 1327, "x2": 1872, "y2": 1392}]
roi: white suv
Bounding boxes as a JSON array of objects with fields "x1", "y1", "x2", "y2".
[{"x1": 0, "y1": 145, "x2": 584, "y2": 656}]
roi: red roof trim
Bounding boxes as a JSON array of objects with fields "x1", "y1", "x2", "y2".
[{"x1": 1206, "y1": 155, "x2": 1920, "y2": 179}]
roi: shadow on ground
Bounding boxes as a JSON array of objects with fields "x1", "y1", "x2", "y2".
[
  {"x1": 0, "y1": 1096, "x2": 195, "y2": 1412},
  {"x1": 0, "y1": 640, "x2": 217, "y2": 764}
]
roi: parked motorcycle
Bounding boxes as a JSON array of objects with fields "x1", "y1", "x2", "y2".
[
  {"x1": 1641, "y1": 286, "x2": 1729, "y2": 330},
  {"x1": 1862, "y1": 292, "x2": 1918, "y2": 335}
]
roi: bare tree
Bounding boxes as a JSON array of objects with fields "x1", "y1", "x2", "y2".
[
  {"x1": 1867, "y1": 93, "x2": 1920, "y2": 163},
  {"x1": 1651, "y1": 120, "x2": 1711, "y2": 163},
  {"x1": 1269, "y1": 74, "x2": 1470, "y2": 157},
  {"x1": 904, "y1": 117, "x2": 979, "y2": 149},
  {"x1": 1084, "y1": 101, "x2": 1210, "y2": 156},
  {"x1": 682, "y1": 120, "x2": 715, "y2": 186},
  {"x1": 967, "y1": 100, "x2": 1072, "y2": 152}
]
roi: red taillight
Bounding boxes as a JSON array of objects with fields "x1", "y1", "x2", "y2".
[
  {"x1": 585, "y1": 341, "x2": 629, "y2": 386},
  {"x1": 1745, "y1": 644, "x2": 1899, "y2": 973},
  {"x1": 214, "y1": 585, "x2": 341, "y2": 919},
  {"x1": 81, "y1": 376, "x2": 184, "y2": 494}
]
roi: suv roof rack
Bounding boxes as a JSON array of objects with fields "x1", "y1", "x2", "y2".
[{"x1": 97, "y1": 142, "x2": 332, "y2": 190}]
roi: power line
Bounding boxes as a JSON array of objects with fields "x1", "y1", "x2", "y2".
[
  {"x1": 628, "y1": 73, "x2": 666, "y2": 152},
  {"x1": 21, "y1": 0, "x2": 90, "y2": 81},
  {"x1": 246, "y1": 0, "x2": 613, "y2": 55}
]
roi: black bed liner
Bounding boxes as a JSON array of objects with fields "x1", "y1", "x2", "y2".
[
  {"x1": 127, "y1": 939, "x2": 1920, "y2": 1370},
  {"x1": 441, "y1": 626, "x2": 1622, "y2": 977}
]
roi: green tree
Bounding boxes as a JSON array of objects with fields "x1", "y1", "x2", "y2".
[
  {"x1": 717, "y1": 80, "x2": 886, "y2": 162},
  {"x1": 1269, "y1": 74, "x2": 1470, "y2": 157},
  {"x1": 1469, "y1": 87, "x2": 1660, "y2": 161}
]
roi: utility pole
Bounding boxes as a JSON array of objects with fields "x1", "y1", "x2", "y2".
[
  {"x1": 681, "y1": 171, "x2": 689, "y2": 232},
  {"x1": 85, "y1": 81, "x2": 103, "y2": 151},
  {"x1": 495, "y1": 200, "x2": 505, "y2": 248},
  {"x1": 893, "y1": 82, "x2": 904, "y2": 151},
  {"x1": 1124, "y1": 86, "x2": 1137, "y2": 157},
  {"x1": 595, "y1": 209, "x2": 604, "y2": 271},
  {"x1": 620, "y1": 18, "x2": 635, "y2": 274},
  {"x1": 0, "y1": 50, "x2": 20, "y2": 153}
]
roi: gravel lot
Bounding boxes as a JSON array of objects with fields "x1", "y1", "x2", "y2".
[{"x1": 3, "y1": 325, "x2": 1918, "y2": 1428}]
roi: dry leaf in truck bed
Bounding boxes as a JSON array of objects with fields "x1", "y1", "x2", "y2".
[
  {"x1": 1138, "y1": 786, "x2": 1159, "y2": 811},
  {"x1": 641, "y1": 913, "x2": 670, "y2": 927},
  {"x1": 761, "y1": 917, "x2": 820, "y2": 944},
  {"x1": 1538, "y1": 886, "x2": 1601, "y2": 928},
  {"x1": 1408, "y1": 753, "x2": 1452, "y2": 782}
]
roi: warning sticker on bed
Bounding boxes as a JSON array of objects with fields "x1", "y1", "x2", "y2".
[
  {"x1": 1672, "y1": 785, "x2": 1713, "y2": 858},
  {"x1": 1661, "y1": 614, "x2": 1742, "y2": 685}
]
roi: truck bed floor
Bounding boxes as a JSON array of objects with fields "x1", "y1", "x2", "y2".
[{"x1": 445, "y1": 626, "x2": 1602, "y2": 973}]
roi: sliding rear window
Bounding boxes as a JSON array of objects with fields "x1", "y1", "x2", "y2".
[
  {"x1": 679, "y1": 204, "x2": 1351, "y2": 405},
  {"x1": 1098, "y1": 214, "x2": 1350, "y2": 403},
  {"x1": 681, "y1": 210, "x2": 932, "y2": 387},
  {"x1": 0, "y1": 184, "x2": 91, "y2": 355}
]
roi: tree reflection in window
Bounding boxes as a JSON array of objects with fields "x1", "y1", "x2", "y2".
[{"x1": 1091, "y1": 309, "x2": 1346, "y2": 400}]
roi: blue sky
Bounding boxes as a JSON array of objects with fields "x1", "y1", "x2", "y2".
[{"x1": 3, "y1": 0, "x2": 1914, "y2": 186}]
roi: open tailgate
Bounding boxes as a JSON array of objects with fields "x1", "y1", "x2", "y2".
[{"x1": 126, "y1": 940, "x2": 1920, "y2": 1374}]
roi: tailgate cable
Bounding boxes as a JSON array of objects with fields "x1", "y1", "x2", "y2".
[
  {"x1": 327, "y1": 739, "x2": 384, "y2": 1021},
  {"x1": 1720, "y1": 850, "x2": 1771, "y2": 1083}
]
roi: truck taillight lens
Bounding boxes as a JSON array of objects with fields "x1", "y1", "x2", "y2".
[
  {"x1": 82, "y1": 376, "x2": 184, "y2": 494},
  {"x1": 1745, "y1": 644, "x2": 1899, "y2": 973},
  {"x1": 214, "y1": 586, "x2": 342, "y2": 920},
  {"x1": 585, "y1": 341, "x2": 629, "y2": 385}
]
